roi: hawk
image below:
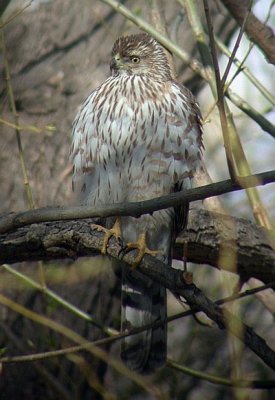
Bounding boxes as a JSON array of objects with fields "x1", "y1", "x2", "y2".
[{"x1": 71, "y1": 33, "x2": 203, "y2": 374}]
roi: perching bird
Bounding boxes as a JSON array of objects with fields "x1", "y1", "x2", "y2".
[{"x1": 71, "y1": 32, "x2": 203, "y2": 374}]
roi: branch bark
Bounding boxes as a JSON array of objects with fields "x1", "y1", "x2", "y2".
[
  {"x1": 1, "y1": 209, "x2": 275, "y2": 371},
  {"x1": 1, "y1": 208, "x2": 274, "y2": 283},
  {"x1": 0, "y1": 170, "x2": 274, "y2": 234},
  {"x1": 221, "y1": 0, "x2": 275, "y2": 64},
  {"x1": 175, "y1": 209, "x2": 275, "y2": 283}
]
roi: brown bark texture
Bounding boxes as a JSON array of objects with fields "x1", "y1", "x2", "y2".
[
  {"x1": 0, "y1": 1, "x2": 274, "y2": 399},
  {"x1": 0, "y1": 208, "x2": 274, "y2": 283},
  {"x1": 221, "y1": 0, "x2": 275, "y2": 64}
]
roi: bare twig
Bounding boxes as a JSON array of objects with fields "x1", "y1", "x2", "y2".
[
  {"x1": 221, "y1": 0, "x2": 253, "y2": 87},
  {"x1": 0, "y1": 293, "x2": 162, "y2": 398},
  {"x1": 100, "y1": 0, "x2": 208, "y2": 80},
  {"x1": 167, "y1": 359, "x2": 275, "y2": 388},
  {"x1": 0, "y1": 0, "x2": 32, "y2": 28},
  {"x1": 0, "y1": 20, "x2": 35, "y2": 209},
  {"x1": 0, "y1": 170, "x2": 274, "y2": 234},
  {"x1": 203, "y1": 0, "x2": 273, "y2": 229},
  {"x1": 203, "y1": 0, "x2": 236, "y2": 179},
  {"x1": 102, "y1": 0, "x2": 275, "y2": 145},
  {"x1": 148, "y1": 0, "x2": 176, "y2": 78},
  {"x1": 221, "y1": 0, "x2": 275, "y2": 64},
  {"x1": 1, "y1": 280, "x2": 274, "y2": 365},
  {"x1": 0, "y1": 117, "x2": 56, "y2": 134},
  {"x1": 3, "y1": 243, "x2": 274, "y2": 370},
  {"x1": 1, "y1": 263, "x2": 111, "y2": 334},
  {"x1": 215, "y1": 35, "x2": 275, "y2": 106},
  {"x1": 0, "y1": 321, "x2": 74, "y2": 400},
  {"x1": 226, "y1": 90, "x2": 275, "y2": 139},
  {"x1": 1, "y1": 208, "x2": 274, "y2": 283}
]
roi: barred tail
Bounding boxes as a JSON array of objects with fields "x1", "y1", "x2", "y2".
[{"x1": 120, "y1": 268, "x2": 167, "y2": 374}]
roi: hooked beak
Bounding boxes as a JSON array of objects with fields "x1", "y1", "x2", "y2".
[{"x1": 110, "y1": 54, "x2": 123, "y2": 71}]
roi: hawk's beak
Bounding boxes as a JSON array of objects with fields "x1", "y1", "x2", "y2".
[
  {"x1": 110, "y1": 57, "x2": 117, "y2": 70},
  {"x1": 110, "y1": 54, "x2": 124, "y2": 70}
]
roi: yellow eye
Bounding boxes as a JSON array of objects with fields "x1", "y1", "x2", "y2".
[{"x1": 130, "y1": 56, "x2": 140, "y2": 63}]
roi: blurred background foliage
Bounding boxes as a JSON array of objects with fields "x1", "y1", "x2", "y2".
[{"x1": 0, "y1": 0, "x2": 274, "y2": 399}]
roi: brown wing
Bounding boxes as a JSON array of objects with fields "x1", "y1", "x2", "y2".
[{"x1": 173, "y1": 83, "x2": 203, "y2": 236}]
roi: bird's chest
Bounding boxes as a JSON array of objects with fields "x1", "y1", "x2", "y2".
[
  {"x1": 92, "y1": 77, "x2": 187, "y2": 168},
  {"x1": 74, "y1": 76, "x2": 201, "y2": 204}
]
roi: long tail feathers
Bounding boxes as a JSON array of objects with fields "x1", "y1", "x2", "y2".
[{"x1": 120, "y1": 268, "x2": 167, "y2": 374}]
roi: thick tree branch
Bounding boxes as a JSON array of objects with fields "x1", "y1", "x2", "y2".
[
  {"x1": 0, "y1": 170, "x2": 274, "y2": 234},
  {"x1": 1, "y1": 209, "x2": 274, "y2": 283},
  {"x1": 1, "y1": 209, "x2": 275, "y2": 371},
  {"x1": 221, "y1": 0, "x2": 275, "y2": 64},
  {"x1": 175, "y1": 209, "x2": 275, "y2": 283}
]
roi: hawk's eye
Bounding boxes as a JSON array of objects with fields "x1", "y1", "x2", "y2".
[{"x1": 130, "y1": 56, "x2": 140, "y2": 63}]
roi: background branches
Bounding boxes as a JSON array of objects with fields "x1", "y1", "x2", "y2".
[
  {"x1": 221, "y1": 0, "x2": 275, "y2": 64},
  {"x1": 0, "y1": 0, "x2": 275, "y2": 399}
]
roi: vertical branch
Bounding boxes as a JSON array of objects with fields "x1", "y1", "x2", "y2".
[
  {"x1": 177, "y1": 0, "x2": 227, "y2": 214},
  {"x1": 202, "y1": 7, "x2": 246, "y2": 394},
  {"x1": 202, "y1": 1, "x2": 272, "y2": 229},
  {"x1": 221, "y1": 0, "x2": 253, "y2": 87},
  {"x1": 178, "y1": 0, "x2": 213, "y2": 80},
  {"x1": 202, "y1": 0, "x2": 236, "y2": 180},
  {"x1": 1, "y1": 20, "x2": 49, "y2": 288},
  {"x1": 0, "y1": 22, "x2": 35, "y2": 209},
  {"x1": 147, "y1": 0, "x2": 176, "y2": 78},
  {"x1": 215, "y1": 34, "x2": 275, "y2": 106}
]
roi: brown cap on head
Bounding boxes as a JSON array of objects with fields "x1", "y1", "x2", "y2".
[{"x1": 110, "y1": 33, "x2": 171, "y2": 80}]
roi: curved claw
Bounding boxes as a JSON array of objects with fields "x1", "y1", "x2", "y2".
[
  {"x1": 91, "y1": 217, "x2": 121, "y2": 254},
  {"x1": 122, "y1": 232, "x2": 163, "y2": 269}
]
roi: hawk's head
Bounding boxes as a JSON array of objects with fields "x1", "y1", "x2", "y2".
[{"x1": 110, "y1": 33, "x2": 171, "y2": 80}]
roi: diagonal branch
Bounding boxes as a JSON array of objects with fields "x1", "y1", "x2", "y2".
[
  {"x1": 221, "y1": 0, "x2": 275, "y2": 64},
  {"x1": 1, "y1": 211, "x2": 274, "y2": 371},
  {"x1": 203, "y1": 0, "x2": 236, "y2": 179},
  {"x1": 167, "y1": 359, "x2": 275, "y2": 388},
  {"x1": 0, "y1": 208, "x2": 274, "y2": 282},
  {"x1": 0, "y1": 170, "x2": 274, "y2": 234}
]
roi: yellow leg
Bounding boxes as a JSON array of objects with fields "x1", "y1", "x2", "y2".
[
  {"x1": 91, "y1": 217, "x2": 121, "y2": 254},
  {"x1": 126, "y1": 232, "x2": 162, "y2": 268}
]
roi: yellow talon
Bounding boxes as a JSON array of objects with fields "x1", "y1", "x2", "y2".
[
  {"x1": 91, "y1": 217, "x2": 121, "y2": 254},
  {"x1": 126, "y1": 232, "x2": 162, "y2": 268}
]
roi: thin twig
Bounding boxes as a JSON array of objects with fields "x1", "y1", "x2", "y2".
[
  {"x1": 215, "y1": 35, "x2": 275, "y2": 106},
  {"x1": 0, "y1": 293, "x2": 162, "y2": 398},
  {"x1": 221, "y1": 0, "x2": 275, "y2": 64},
  {"x1": 0, "y1": 117, "x2": 56, "y2": 134},
  {"x1": 226, "y1": 90, "x2": 275, "y2": 139},
  {"x1": 0, "y1": 320, "x2": 74, "y2": 400},
  {"x1": 203, "y1": 0, "x2": 236, "y2": 180},
  {"x1": 0, "y1": 21, "x2": 35, "y2": 209},
  {"x1": 100, "y1": 0, "x2": 208, "y2": 80},
  {"x1": 0, "y1": 170, "x2": 274, "y2": 234},
  {"x1": 167, "y1": 359, "x2": 275, "y2": 388},
  {"x1": 1, "y1": 258, "x2": 275, "y2": 371},
  {"x1": 1, "y1": 263, "x2": 113, "y2": 335},
  {"x1": 203, "y1": 0, "x2": 273, "y2": 229},
  {"x1": 101, "y1": 0, "x2": 275, "y2": 145},
  {"x1": 1, "y1": 281, "x2": 274, "y2": 365},
  {"x1": 148, "y1": 0, "x2": 176, "y2": 78},
  {"x1": 221, "y1": 0, "x2": 253, "y2": 88},
  {"x1": 223, "y1": 41, "x2": 254, "y2": 92},
  {"x1": 0, "y1": 0, "x2": 32, "y2": 28}
]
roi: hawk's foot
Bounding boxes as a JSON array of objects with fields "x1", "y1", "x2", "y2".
[
  {"x1": 91, "y1": 217, "x2": 121, "y2": 254},
  {"x1": 125, "y1": 232, "x2": 162, "y2": 268}
]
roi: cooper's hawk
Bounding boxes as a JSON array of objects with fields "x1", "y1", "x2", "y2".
[{"x1": 71, "y1": 33, "x2": 203, "y2": 374}]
